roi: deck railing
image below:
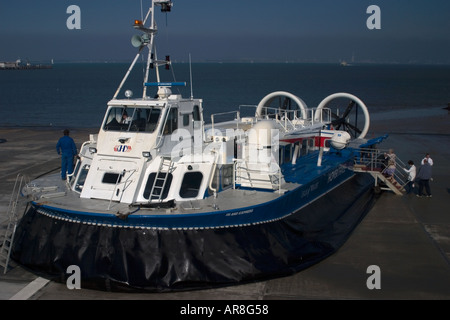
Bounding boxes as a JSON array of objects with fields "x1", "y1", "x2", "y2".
[
  {"x1": 209, "y1": 105, "x2": 333, "y2": 134},
  {"x1": 233, "y1": 159, "x2": 283, "y2": 193}
]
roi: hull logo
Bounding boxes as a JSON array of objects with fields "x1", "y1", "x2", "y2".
[{"x1": 114, "y1": 145, "x2": 132, "y2": 152}]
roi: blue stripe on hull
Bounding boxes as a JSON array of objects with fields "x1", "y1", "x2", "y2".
[{"x1": 33, "y1": 164, "x2": 355, "y2": 230}]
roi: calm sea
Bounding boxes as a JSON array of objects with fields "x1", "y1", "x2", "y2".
[{"x1": 1, "y1": 63, "x2": 449, "y2": 128}]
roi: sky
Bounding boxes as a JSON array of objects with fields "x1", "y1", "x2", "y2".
[{"x1": 1, "y1": 0, "x2": 450, "y2": 64}]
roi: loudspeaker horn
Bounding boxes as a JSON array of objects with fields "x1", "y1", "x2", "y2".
[
  {"x1": 131, "y1": 34, "x2": 150, "y2": 48},
  {"x1": 131, "y1": 35, "x2": 143, "y2": 48}
]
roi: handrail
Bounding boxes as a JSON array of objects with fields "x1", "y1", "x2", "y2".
[
  {"x1": 234, "y1": 158, "x2": 282, "y2": 192},
  {"x1": 208, "y1": 150, "x2": 219, "y2": 195},
  {"x1": 210, "y1": 110, "x2": 240, "y2": 133},
  {"x1": 353, "y1": 148, "x2": 409, "y2": 188},
  {"x1": 7, "y1": 173, "x2": 28, "y2": 223},
  {"x1": 233, "y1": 159, "x2": 253, "y2": 188},
  {"x1": 154, "y1": 103, "x2": 170, "y2": 150},
  {"x1": 209, "y1": 150, "x2": 219, "y2": 209},
  {"x1": 107, "y1": 168, "x2": 137, "y2": 210},
  {"x1": 235, "y1": 105, "x2": 333, "y2": 130},
  {"x1": 1, "y1": 173, "x2": 29, "y2": 274}
]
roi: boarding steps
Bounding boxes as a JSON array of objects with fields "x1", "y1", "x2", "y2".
[
  {"x1": 354, "y1": 166, "x2": 405, "y2": 195},
  {"x1": 353, "y1": 148, "x2": 408, "y2": 196},
  {"x1": 0, "y1": 174, "x2": 28, "y2": 274},
  {"x1": 149, "y1": 156, "x2": 174, "y2": 201}
]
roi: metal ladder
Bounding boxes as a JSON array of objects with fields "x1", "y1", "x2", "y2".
[
  {"x1": 149, "y1": 157, "x2": 174, "y2": 201},
  {"x1": 0, "y1": 220, "x2": 17, "y2": 274},
  {"x1": 1, "y1": 173, "x2": 28, "y2": 274}
]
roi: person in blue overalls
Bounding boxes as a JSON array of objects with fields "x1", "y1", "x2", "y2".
[{"x1": 56, "y1": 129, "x2": 78, "y2": 180}]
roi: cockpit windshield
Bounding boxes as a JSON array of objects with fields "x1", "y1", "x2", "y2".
[{"x1": 103, "y1": 106, "x2": 161, "y2": 132}]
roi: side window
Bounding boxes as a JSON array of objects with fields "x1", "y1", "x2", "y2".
[
  {"x1": 145, "y1": 108, "x2": 161, "y2": 132},
  {"x1": 183, "y1": 114, "x2": 190, "y2": 127},
  {"x1": 70, "y1": 160, "x2": 81, "y2": 186},
  {"x1": 180, "y1": 172, "x2": 203, "y2": 198},
  {"x1": 74, "y1": 164, "x2": 90, "y2": 193},
  {"x1": 193, "y1": 105, "x2": 201, "y2": 129},
  {"x1": 221, "y1": 165, "x2": 233, "y2": 189},
  {"x1": 301, "y1": 138, "x2": 314, "y2": 155},
  {"x1": 163, "y1": 108, "x2": 178, "y2": 135},
  {"x1": 143, "y1": 172, "x2": 173, "y2": 200},
  {"x1": 193, "y1": 105, "x2": 201, "y2": 121},
  {"x1": 102, "y1": 172, "x2": 122, "y2": 184},
  {"x1": 283, "y1": 144, "x2": 292, "y2": 163}
]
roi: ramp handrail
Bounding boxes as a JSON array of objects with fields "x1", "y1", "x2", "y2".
[
  {"x1": 353, "y1": 148, "x2": 409, "y2": 188},
  {"x1": 1, "y1": 173, "x2": 29, "y2": 273}
]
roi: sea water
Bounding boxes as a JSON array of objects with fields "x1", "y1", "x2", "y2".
[{"x1": 1, "y1": 63, "x2": 449, "y2": 128}]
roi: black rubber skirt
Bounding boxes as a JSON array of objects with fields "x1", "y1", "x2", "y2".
[{"x1": 12, "y1": 173, "x2": 376, "y2": 292}]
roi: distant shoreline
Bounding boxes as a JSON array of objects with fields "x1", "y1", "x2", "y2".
[
  {"x1": 0, "y1": 111, "x2": 447, "y2": 139},
  {"x1": 0, "y1": 65, "x2": 52, "y2": 70},
  {"x1": 18, "y1": 61, "x2": 450, "y2": 67}
]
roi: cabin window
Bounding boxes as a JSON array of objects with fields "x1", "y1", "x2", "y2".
[
  {"x1": 301, "y1": 138, "x2": 314, "y2": 155},
  {"x1": 102, "y1": 172, "x2": 122, "y2": 184},
  {"x1": 209, "y1": 165, "x2": 233, "y2": 195},
  {"x1": 193, "y1": 105, "x2": 202, "y2": 129},
  {"x1": 70, "y1": 160, "x2": 81, "y2": 187},
  {"x1": 183, "y1": 114, "x2": 190, "y2": 127},
  {"x1": 143, "y1": 172, "x2": 173, "y2": 200},
  {"x1": 103, "y1": 106, "x2": 161, "y2": 132},
  {"x1": 145, "y1": 108, "x2": 161, "y2": 132},
  {"x1": 74, "y1": 164, "x2": 90, "y2": 193},
  {"x1": 163, "y1": 108, "x2": 178, "y2": 135},
  {"x1": 282, "y1": 144, "x2": 293, "y2": 163},
  {"x1": 279, "y1": 142, "x2": 301, "y2": 163},
  {"x1": 193, "y1": 105, "x2": 201, "y2": 121},
  {"x1": 221, "y1": 165, "x2": 233, "y2": 189},
  {"x1": 180, "y1": 172, "x2": 203, "y2": 198}
]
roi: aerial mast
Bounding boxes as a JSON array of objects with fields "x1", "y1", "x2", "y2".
[{"x1": 112, "y1": 0, "x2": 173, "y2": 99}]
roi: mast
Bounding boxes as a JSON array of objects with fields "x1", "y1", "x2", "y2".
[
  {"x1": 142, "y1": 2, "x2": 157, "y2": 98},
  {"x1": 113, "y1": 0, "x2": 173, "y2": 99}
]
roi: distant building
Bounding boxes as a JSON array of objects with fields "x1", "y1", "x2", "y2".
[
  {"x1": 0, "y1": 59, "x2": 21, "y2": 69},
  {"x1": 0, "y1": 59, "x2": 51, "y2": 70}
]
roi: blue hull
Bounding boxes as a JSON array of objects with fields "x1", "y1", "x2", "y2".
[{"x1": 12, "y1": 164, "x2": 376, "y2": 292}]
